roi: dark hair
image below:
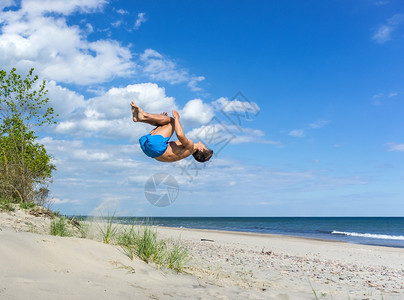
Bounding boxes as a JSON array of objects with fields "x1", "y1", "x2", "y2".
[{"x1": 193, "y1": 149, "x2": 214, "y2": 162}]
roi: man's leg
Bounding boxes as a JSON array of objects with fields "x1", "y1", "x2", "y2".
[
  {"x1": 131, "y1": 101, "x2": 171, "y2": 125},
  {"x1": 131, "y1": 101, "x2": 174, "y2": 138},
  {"x1": 149, "y1": 118, "x2": 175, "y2": 138}
]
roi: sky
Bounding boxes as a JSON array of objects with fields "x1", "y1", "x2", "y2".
[{"x1": 0, "y1": 0, "x2": 403, "y2": 216}]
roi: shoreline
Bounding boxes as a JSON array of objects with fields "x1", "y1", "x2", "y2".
[
  {"x1": 153, "y1": 224, "x2": 404, "y2": 249},
  {"x1": 160, "y1": 225, "x2": 349, "y2": 243}
]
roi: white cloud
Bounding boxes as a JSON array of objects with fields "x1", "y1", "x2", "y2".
[
  {"x1": 372, "y1": 25, "x2": 393, "y2": 43},
  {"x1": 309, "y1": 120, "x2": 330, "y2": 129},
  {"x1": 20, "y1": 0, "x2": 106, "y2": 16},
  {"x1": 187, "y1": 76, "x2": 205, "y2": 92},
  {"x1": 38, "y1": 137, "x2": 149, "y2": 177},
  {"x1": 180, "y1": 99, "x2": 214, "y2": 124},
  {"x1": 178, "y1": 158, "x2": 367, "y2": 195},
  {"x1": 45, "y1": 80, "x2": 86, "y2": 117},
  {"x1": 89, "y1": 83, "x2": 176, "y2": 119},
  {"x1": 91, "y1": 198, "x2": 122, "y2": 215},
  {"x1": 111, "y1": 20, "x2": 123, "y2": 28},
  {"x1": 387, "y1": 143, "x2": 404, "y2": 152},
  {"x1": 50, "y1": 197, "x2": 79, "y2": 204},
  {"x1": 388, "y1": 14, "x2": 404, "y2": 26},
  {"x1": 134, "y1": 12, "x2": 147, "y2": 30},
  {"x1": 257, "y1": 201, "x2": 283, "y2": 206},
  {"x1": 372, "y1": 91, "x2": 400, "y2": 105},
  {"x1": 140, "y1": 49, "x2": 188, "y2": 84},
  {"x1": 287, "y1": 119, "x2": 330, "y2": 138},
  {"x1": 0, "y1": 0, "x2": 135, "y2": 85},
  {"x1": 42, "y1": 40, "x2": 134, "y2": 85},
  {"x1": 186, "y1": 123, "x2": 281, "y2": 149},
  {"x1": 288, "y1": 129, "x2": 305, "y2": 138},
  {"x1": 72, "y1": 149, "x2": 110, "y2": 161},
  {"x1": 139, "y1": 49, "x2": 205, "y2": 90},
  {"x1": 186, "y1": 123, "x2": 233, "y2": 148},
  {"x1": 116, "y1": 9, "x2": 128, "y2": 15},
  {"x1": 230, "y1": 128, "x2": 282, "y2": 145},
  {"x1": 0, "y1": 0, "x2": 15, "y2": 10},
  {"x1": 373, "y1": 1, "x2": 389, "y2": 6},
  {"x1": 85, "y1": 23, "x2": 94, "y2": 33},
  {"x1": 372, "y1": 14, "x2": 404, "y2": 44},
  {"x1": 213, "y1": 97, "x2": 260, "y2": 114}
]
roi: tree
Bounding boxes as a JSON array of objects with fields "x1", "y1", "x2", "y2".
[{"x1": 0, "y1": 68, "x2": 57, "y2": 204}]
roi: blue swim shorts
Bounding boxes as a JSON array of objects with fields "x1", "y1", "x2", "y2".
[{"x1": 139, "y1": 134, "x2": 170, "y2": 158}]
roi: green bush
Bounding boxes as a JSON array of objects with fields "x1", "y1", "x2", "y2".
[
  {"x1": 20, "y1": 202, "x2": 36, "y2": 209},
  {"x1": 0, "y1": 68, "x2": 56, "y2": 205},
  {"x1": 0, "y1": 197, "x2": 15, "y2": 212}
]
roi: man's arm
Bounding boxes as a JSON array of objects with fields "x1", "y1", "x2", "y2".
[{"x1": 172, "y1": 110, "x2": 194, "y2": 150}]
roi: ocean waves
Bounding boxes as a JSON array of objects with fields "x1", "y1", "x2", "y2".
[{"x1": 332, "y1": 231, "x2": 404, "y2": 241}]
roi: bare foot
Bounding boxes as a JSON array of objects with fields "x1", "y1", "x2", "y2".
[{"x1": 131, "y1": 101, "x2": 145, "y2": 122}]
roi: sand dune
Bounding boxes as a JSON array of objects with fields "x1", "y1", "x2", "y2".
[{"x1": 0, "y1": 229, "x2": 265, "y2": 300}]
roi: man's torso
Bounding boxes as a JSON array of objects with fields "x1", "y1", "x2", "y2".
[{"x1": 155, "y1": 141, "x2": 193, "y2": 162}]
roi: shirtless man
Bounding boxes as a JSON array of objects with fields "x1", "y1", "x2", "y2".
[{"x1": 131, "y1": 101, "x2": 213, "y2": 163}]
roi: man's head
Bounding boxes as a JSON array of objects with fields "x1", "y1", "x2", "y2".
[{"x1": 193, "y1": 142, "x2": 213, "y2": 162}]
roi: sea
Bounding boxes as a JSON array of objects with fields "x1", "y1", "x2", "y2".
[{"x1": 109, "y1": 217, "x2": 404, "y2": 248}]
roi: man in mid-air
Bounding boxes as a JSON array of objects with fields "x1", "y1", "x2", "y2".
[{"x1": 131, "y1": 101, "x2": 213, "y2": 163}]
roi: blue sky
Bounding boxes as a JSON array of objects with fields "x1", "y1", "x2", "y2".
[{"x1": 1, "y1": 0, "x2": 403, "y2": 216}]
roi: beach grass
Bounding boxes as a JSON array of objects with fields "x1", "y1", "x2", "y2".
[
  {"x1": 97, "y1": 209, "x2": 119, "y2": 244},
  {"x1": 45, "y1": 211, "x2": 189, "y2": 273},
  {"x1": 68, "y1": 216, "x2": 89, "y2": 238},
  {"x1": 117, "y1": 222, "x2": 137, "y2": 260},
  {"x1": 117, "y1": 222, "x2": 189, "y2": 273},
  {"x1": 50, "y1": 217, "x2": 71, "y2": 237},
  {"x1": 118, "y1": 223, "x2": 163, "y2": 263},
  {"x1": 164, "y1": 239, "x2": 189, "y2": 273},
  {"x1": 134, "y1": 225, "x2": 165, "y2": 264}
]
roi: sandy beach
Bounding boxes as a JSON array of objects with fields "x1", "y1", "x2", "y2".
[{"x1": 0, "y1": 208, "x2": 403, "y2": 299}]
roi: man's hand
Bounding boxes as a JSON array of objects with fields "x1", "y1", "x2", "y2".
[{"x1": 172, "y1": 110, "x2": 180, "y2": 120}]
